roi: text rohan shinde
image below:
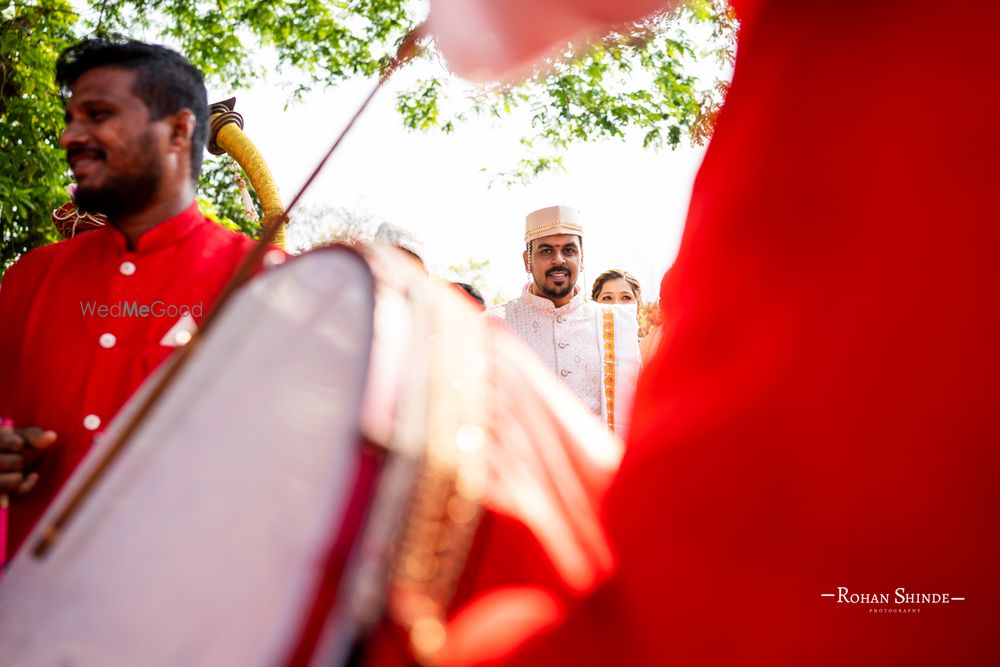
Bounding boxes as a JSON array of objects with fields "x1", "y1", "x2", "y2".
[{"x1": 836, "y1": 587, "x2": 954, "y2": 605}]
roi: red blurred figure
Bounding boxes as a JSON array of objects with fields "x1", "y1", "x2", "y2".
[
  {"x1": 375, "y1": 0, "x2": 1000, "y2": 664},
  {"x1": 0, "y1": 39, "x2": 262, "y2": 557}
]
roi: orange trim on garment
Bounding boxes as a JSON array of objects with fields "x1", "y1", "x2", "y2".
[{"x1": 602, "y1": 308, "x2": 616, "y2": 432}]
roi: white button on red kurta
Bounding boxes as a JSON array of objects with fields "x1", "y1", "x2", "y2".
[
  {"x1": 99, "y1": 333, "x2": 117, "y2": 348},
  {"x1": 0, "y1": 202, "x2": 266, "y2": 556}
]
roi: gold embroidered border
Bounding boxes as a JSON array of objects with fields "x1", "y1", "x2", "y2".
[
  {"x1": 524, "y1": 221, "x2": 584, "y2": 241},
  {"x1": 602, "y1": 308, "x2": 616, "y2": 432}
]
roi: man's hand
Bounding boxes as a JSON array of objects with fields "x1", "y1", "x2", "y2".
[
  {"x1": 427, "y1": 0, "x2": 672, "y2": 82},
  {"x1": 0, "y1": 425, "x2": 57, "y2": 495}
]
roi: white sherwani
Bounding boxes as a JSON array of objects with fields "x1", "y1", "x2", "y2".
[{"x1": 485, "y1": 284, "x2": 641, "y2": 435}]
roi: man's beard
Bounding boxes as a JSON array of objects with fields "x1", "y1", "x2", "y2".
[
  {"x1": 536, "y1": 266, "x2": 575, "y2": 300},
  {"x1": 538, "y1": 282, "x2": 574, "y2": 299},
  {"x1": 74, "y1": 137, "x2": 163, "y2": 220}
]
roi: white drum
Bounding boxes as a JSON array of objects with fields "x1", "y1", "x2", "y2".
[
  {"x1": 0, "y1": 248, "x2": 383, "y2": 666},
  {"x1": 0, "y1": 244, "x2": 622, "y2": 667}
]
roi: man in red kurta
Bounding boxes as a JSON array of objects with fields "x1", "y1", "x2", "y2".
[
  {"x1": 0, "y1": 39, "x2": 258, "y2": 557},
  {"x1": 370, "y1": 1, "x2": 1000, "y2": 664}
]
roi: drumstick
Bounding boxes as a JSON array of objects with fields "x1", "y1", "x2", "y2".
[{"x1": 31, "y1": 25, "x2": 429, "y2": 559}]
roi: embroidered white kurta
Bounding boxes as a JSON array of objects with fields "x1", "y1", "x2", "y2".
[{"x1": 486, "y1": 284, "x2": 641, "y2": 435}]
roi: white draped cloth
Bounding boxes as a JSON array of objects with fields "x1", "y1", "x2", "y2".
[{"x1": 486, "y1": 283, "x2": 641, "y2": 435}]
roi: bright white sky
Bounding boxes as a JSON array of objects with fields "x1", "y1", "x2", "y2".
[{"x1": 208, "y1": 43, "x2": 720, "y2": 304}]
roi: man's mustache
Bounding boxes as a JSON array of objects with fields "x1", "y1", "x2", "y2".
[
  {"x1": 546, "y1": 265, "x2": 570, "y2": 277},
  {"x1": 66, "y1": 146, "x2": 106, "y2": 163}
]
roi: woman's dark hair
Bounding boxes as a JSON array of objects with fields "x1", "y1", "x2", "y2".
[{"x1": 55, "y1": 38, "x2": 209, "y2": 180}]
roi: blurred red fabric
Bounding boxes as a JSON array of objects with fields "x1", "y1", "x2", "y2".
[{"x1": 379, "y1": 0, "x2": 1000, "y2": 664}]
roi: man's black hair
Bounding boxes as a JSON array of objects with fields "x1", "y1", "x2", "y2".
[
  {"x1": 55, "y1": 38, "x2": 208, "y2": 181},
  {"x1": 454, "y1": 282, "x2": 486, "y2": 308}
]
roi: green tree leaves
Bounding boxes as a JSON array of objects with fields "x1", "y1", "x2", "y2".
[
  {"x1": 394, "y1": 2, "x2": 736, "y2": 184},
  {"x1": 1, "y1": 0, "x2": 77, "y2": 271},
  {"x1": 1, "y1": 0, "x2": 734, "y2": 271}
]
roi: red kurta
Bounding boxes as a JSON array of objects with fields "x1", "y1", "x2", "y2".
[
  {"x1": 393, "y1": 0, "x2": 1000, "y2": 664},
  {"x1": 0, "y1": 203, "x2": 257, "y2": 556},
  {"x1": 616, "y1": 1, "x2": 1000, "y2": 661}
]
